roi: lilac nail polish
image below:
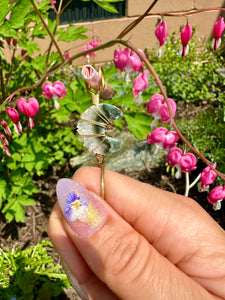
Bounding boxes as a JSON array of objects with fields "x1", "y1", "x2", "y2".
[{"x1": 56, "y1": 178, "x2": 107, "y2": 237}]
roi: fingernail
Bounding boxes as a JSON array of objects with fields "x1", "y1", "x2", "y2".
[
  {"x1": 62, "y1": 260, "x2": 89, "y2": 300},
  {"x1": 56, "y1": 178, "x2": 107, "y2": 237}
]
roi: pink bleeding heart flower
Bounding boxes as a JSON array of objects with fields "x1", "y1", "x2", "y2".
[
  {"x1": 53, "y1": 81, "x2": 67, "y2": 99},
  {"x1": 1, "y1": 119, "x2": 11, "y2": 136},
  {"x1": 165, "y1": 147, "x2": 183, "y2": 167},
  {"x1": 155, "y1": 20, "x2": 167, "y2": 57},
  {"x1": 89, "y1": 40, "x2": 99, "y2": 48},
  {"x1": 17, "y1": 97, "x2": 39, "y2": 118},
  {"x1": 147, "y1": 127, "x2": 168, "y2": 144},
  {"x1": 147, "y1": 127, "x2": 179, "y2": 153},
  {"x1": 213, "y1": 17, "x2": 225, "y2": 51},
  {"x1": 207, "y1": 185, "x2": 225, "y2": 210},
  {"x1": 6, "y1": 107, "x2": 19, "y2": 124},
  {"x1": 200, "y1": 163, "x2": 217, "y2": 190},
  {"x1": 163, "y1": 130, "x2": 179, "y2": 150},
  {"x1": 42, "y1": 81, "x2": 54, "y2": 100},
  {"x1": 82, "y1": 44, "x2": 94, "y2": 63},
  {"x1": 65, "y1": 52, "x2": 72, "y2": 65},
  {"x1": 42, "y1": 81, "x2": 67, "y2": 109},
  {"x1": 147, "y1": 94, "x2": 176, "y2": 128},
  {"x1": 180, "y1": 24, "x2": 192, "y2": 57},
  {"x1": 17, "y1": 97, "x2": 39, "y2": 129},
  {"x1": 0, "y1": 133, "x2": 11, "y2": 157},
  {"x1": 132, "y1": 70, "x2": 149, "y2": 105},
  {"x1": 114, "y1": 48, "x2": 131, "y2": 72},
  {"x1": 179, "y1": 152, "x2": 197, "y2": 173},
  {"x1": 130, "y1": 49, "x2": 145, "y2": 73},
  {"x1": 0, "y1": 133, "x2": 9, "y2": 148},
  {"x1": 5, "y1": 107, "x2": 22, "y2": 134}
]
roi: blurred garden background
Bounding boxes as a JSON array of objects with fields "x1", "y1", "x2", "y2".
[{"x1": 0, "y1": 0, "x2": 225, "y2": 299}]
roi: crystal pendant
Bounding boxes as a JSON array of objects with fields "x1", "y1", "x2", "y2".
[{"x1": 77, "y1": 103, "x2": 123, "y2": 155}]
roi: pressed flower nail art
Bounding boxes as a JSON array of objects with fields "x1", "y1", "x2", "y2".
[
  {"x1": 56, "y1": 178, "x2": 107, "y2": 237},
  {"x1": 64, "y1": 192, "x2": 89, "y2": 222}
]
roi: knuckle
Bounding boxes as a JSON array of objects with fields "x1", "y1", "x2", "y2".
[{"x1": 102, "y1": 228, "x2": 150, "y2": 282}]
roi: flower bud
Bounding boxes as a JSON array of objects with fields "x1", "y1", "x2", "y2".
[
  {"x1": 0, "y1": 133, "x2": 9, "y2": 147},
  {"x1": 6, "y1": 107, "x2": 19, "y2": 124},
  {"x1": 5, "y1": 107, "x2": 22, "y2": 134},
  {"x1": 1, "y1": 119, "x2": 11, "y2": 136},
  {"x1": 155, "y1": 20, "x2": 167, "y2": 46},
  {"x1": 212, "y1": 17, "x2": 225, "y2": 51},
  {"x1": 180, "y1": 24, "x2": 192, "y2": 57}
]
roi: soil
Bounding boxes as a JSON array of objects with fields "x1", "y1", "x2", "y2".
[{"x1": 0, "y1": 102, "x2": 224, "y2": 299}]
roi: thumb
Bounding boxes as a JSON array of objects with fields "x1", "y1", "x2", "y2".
[{"x1": 56, "y1": 178, "x2": 215, "y2": 300}]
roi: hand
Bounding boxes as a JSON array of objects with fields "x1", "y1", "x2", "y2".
[{"x1": 48, "y1": 166, "x2": 225, "y2": 300}]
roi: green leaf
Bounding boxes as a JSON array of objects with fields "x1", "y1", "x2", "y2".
[
  {"x1": 8, "y1": 0, "x2": 31, "y2": 29},
  {"x1": 0, "y1": 0, "x2": 10, "y2": 24},
  {"x1": 18, "y1": 196, "x2": 36, "y2": 206},
  {"x1": 0, "y1": 179, "x2": 7, "y2": 209},
  {"x1": 57, "y1": 25, "x2": 88, "y2": 42},
  {"x1": 113, "y1": 119, "x2": 123, "y2": 131},
  {"x1": 124, "y1": 112, "x2": 151, "y2": 140},
  {"x1": 93, "y1": 0, "x2": 119, "y2": 13}
]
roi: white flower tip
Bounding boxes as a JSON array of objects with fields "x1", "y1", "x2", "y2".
[
  {"x1": 54, "y1": 99, "x2": 60, "y2": 110},
  {"x1": 213, "y1": 200, "x2": 222, "y2": 211},
  {"x1": 134, "y1": 93, "x2": 143, "y2": 106}
]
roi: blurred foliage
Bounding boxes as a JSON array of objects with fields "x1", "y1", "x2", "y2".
[{"x1": 0, "y1": 240, "x2": 70, "y2": 300}]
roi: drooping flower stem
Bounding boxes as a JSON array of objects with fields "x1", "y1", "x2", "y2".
[
  {"x1": 117, "y1": 0, "x2": 159, "y2": 39},
  {"x1": 121, "y1": 40, "x2": 225, "y2": 182},
  {"x1": 146, "y1": 8, "x2": 225, "y2": 18}
]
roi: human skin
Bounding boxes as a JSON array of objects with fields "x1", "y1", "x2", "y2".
[{"x1": 48, "y1": 166, "x2": 225, "y2": 300}]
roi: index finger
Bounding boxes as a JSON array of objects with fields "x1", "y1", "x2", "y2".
[{"x1": 73, "y1": 166, "x2": 225, "y2": 299}]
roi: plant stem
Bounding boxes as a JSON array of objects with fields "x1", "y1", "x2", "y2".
[
  {"x1": 5, "y1": 48, "x2": 16, "y2": 96},
  {"x1": 30, "y1": 0, "x2": 64, "y2": 62},
  {"x1": 60, "y1": 0, "x2": 72, "y2": 15},
  {"x1": 189, "y1": 173, "x2": 201, "y2": 189},
  {"x1": 117, "y1": 0, "x2": 159, "y2": 39},
  {"x1": 0, "y1": 57, "x2": 6, "y2": 101},
  {"x1": 1, "y1": 4, "x2": 225, "y2": 183},
  {"x1": 44, "y1": 0, "x2": 64, "y2": 72},
  {"x1": 185, "y1": 172, "x2": 190, "y2": 197},
  {"x1": 147, "y1": 7, "x2": 225, "y2": 18},
  {"x1": 185, "y1": 172, "x2": 201, "y2": 197}
]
